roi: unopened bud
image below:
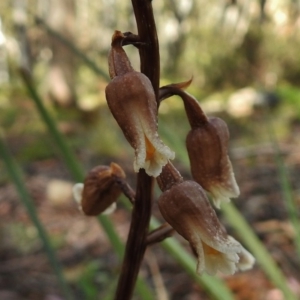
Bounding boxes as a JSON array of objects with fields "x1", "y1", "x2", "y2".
[{"x1": 73, "y1": 163, "x2": 125, "y2": 216}]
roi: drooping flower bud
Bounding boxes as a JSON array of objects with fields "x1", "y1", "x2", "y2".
[
  {"x1": 157, "y1": 167, "x2": 254, "y2": 275},
  {"x1": 160, "y1": 83, "x2": 239, "y2": 208},
  {"x1": 185, "y1": 107, "x2": 240, "y2": 208},
  {"x1": 72, "y1": 162, "x2": 125, "y2": 216},
  {"x1": 105, "y1": 31, "x2": 174, "y2": 177}
]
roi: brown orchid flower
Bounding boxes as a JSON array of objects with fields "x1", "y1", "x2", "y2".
[
  {"x1": 160, "y1": 82, "x2": 239, "y2": 208},
  {"x1": 157, "y1": 163, "x2": 254, "y2": 275},
  {"x1": 105, "y1": 31, "x2": 174, "y2": 177}
]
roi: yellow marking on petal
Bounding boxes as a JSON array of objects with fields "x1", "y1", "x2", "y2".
[
  {"x1": 203, "y1": 243, "x2": 220, "y2": 256},
  {"x1": 145, "y1": 136, "x2": 156, "y2": 160}
]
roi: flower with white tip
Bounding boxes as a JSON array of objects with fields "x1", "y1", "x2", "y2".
[
  {"x1": 157, "y1": 164, "x2": 254, "y2": 275},
  {"x1": 180, "y1": 91, "x2": 239, "y2": 208},
  {"x1": 105, "y1": 31, "x2": 174, "y2": 177},
  {"x1": 159, "y1": 84, "x2": 239, "y2": 208},
  {"x1": 186, "y1": 114, "x2": 240, "y2": 208}
]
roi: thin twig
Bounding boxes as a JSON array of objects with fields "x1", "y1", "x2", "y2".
[
  {"x1": 114, "y1": 176, "x2": 136, "y2": 204},
  {"x1": 146, "y1": 223, "x2": 174, "y2": 246},
  {"x1": 146, "y1": 250, "x2": 169, "y2": 300}
]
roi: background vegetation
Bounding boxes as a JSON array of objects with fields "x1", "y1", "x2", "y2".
[{"x1": 1, "y1": 0, "x2": 300, "y2": 299}]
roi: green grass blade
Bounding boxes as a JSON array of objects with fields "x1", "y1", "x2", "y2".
[
  {"x1": 19, "y1": 71, "x2": 153, "y2": 300},
  {"x1": 19, "y1": 70, "x2": 83, "y2": 182},
  {"x1": 222, "y1": 202, "x2": 297, "y2": 300},
  {"x1": 99, "y1": 215, "x2": 124, "y2": 259},
  {"x1": 0, "y1": 132, "x2": 75, "y2": 300},
  {"x1": 102, "y1": 277, "x2": 119, "y2": 300},
  {"x1": 265, "y1": 112, "x2": 300, "y2": 256}
]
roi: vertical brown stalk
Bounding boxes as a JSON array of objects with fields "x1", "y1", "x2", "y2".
[
  {"x1": 114, "y1": 0, "x2": 160, "y2": 299},
  {"x1": 114, "y1": 170, "x2": 153, "y2": 300},
  {"x1": 132, "y1": 0, "x2": 160, "y2": 99}
]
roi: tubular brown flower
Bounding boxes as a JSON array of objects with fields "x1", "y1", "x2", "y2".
[
  {"x1": 105, "y1": 31, "x2": 174, "y2": 177},
  {"x1": 185, "y1": 106, "x2": 240, "y2": 208},
  {"x1": 157, "y1": 178, "x2": 249, "y2": 275},
  {"x1": 160, "y1": 83, "x2": 239, "y2": 208}
]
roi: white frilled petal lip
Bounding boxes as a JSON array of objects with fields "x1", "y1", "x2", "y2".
[
  {"x1": 196, "y1": 235, "x2": 255, "y2": 275},
  {"x1": 191, "y1": 230, "x2": 242, "y2": 275},
  {"x1": 201, "y1": 243, "x2": 239, "y2": 275},
  {"x1": 195, "y1": 236, "x2": 255, "y2": 275},
  {"x1": 236, "y1": 245, "x2": 256, "y2": 271},
  {"x1": 207, "y1": 157, "x2": 240, "y2": 209},
  {"x1": 133, "y1": 115, "x2": 175, "y2": 177}
]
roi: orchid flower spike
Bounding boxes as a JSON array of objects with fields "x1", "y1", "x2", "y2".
[
  {"x1": 105, "y1": 31, "x2": 174, "y2": 177},
  {"x1": 157, "y1": 163, "x2": 255, "y2": 275},
  {"x1": 72, "y1": 163, "x2": 125, "y2": 216}
]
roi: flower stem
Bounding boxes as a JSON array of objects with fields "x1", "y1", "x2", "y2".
[
  {"x1": 146, "y1": 223, "x2": 174, "y2": 245},
  {"x1": 114, "y1": 0, "x2": 160, "y2": 299},
  {"x1": 114, "y1": 170, "x2": 153, "y2": 300},
  {"x1": 131, "y1": 0, "x2": 160, "y2": 99}
]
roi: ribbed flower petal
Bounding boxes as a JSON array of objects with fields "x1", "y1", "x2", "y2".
[
  {"x1": 159, "y1": 84, "x2": 240, "y2": 207},
  {"x1": 184, "y1": 98, "x2": 240, "y2": 208},
  {"x1": 105, "y1": 31, "x2": 174, "y2": 177},
  {"x1": 158, "y1": 179, "x2": 248, "y2": 275},
  {"x1": 202, "y1": 242, "x2": 239, "y2": 275}
]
